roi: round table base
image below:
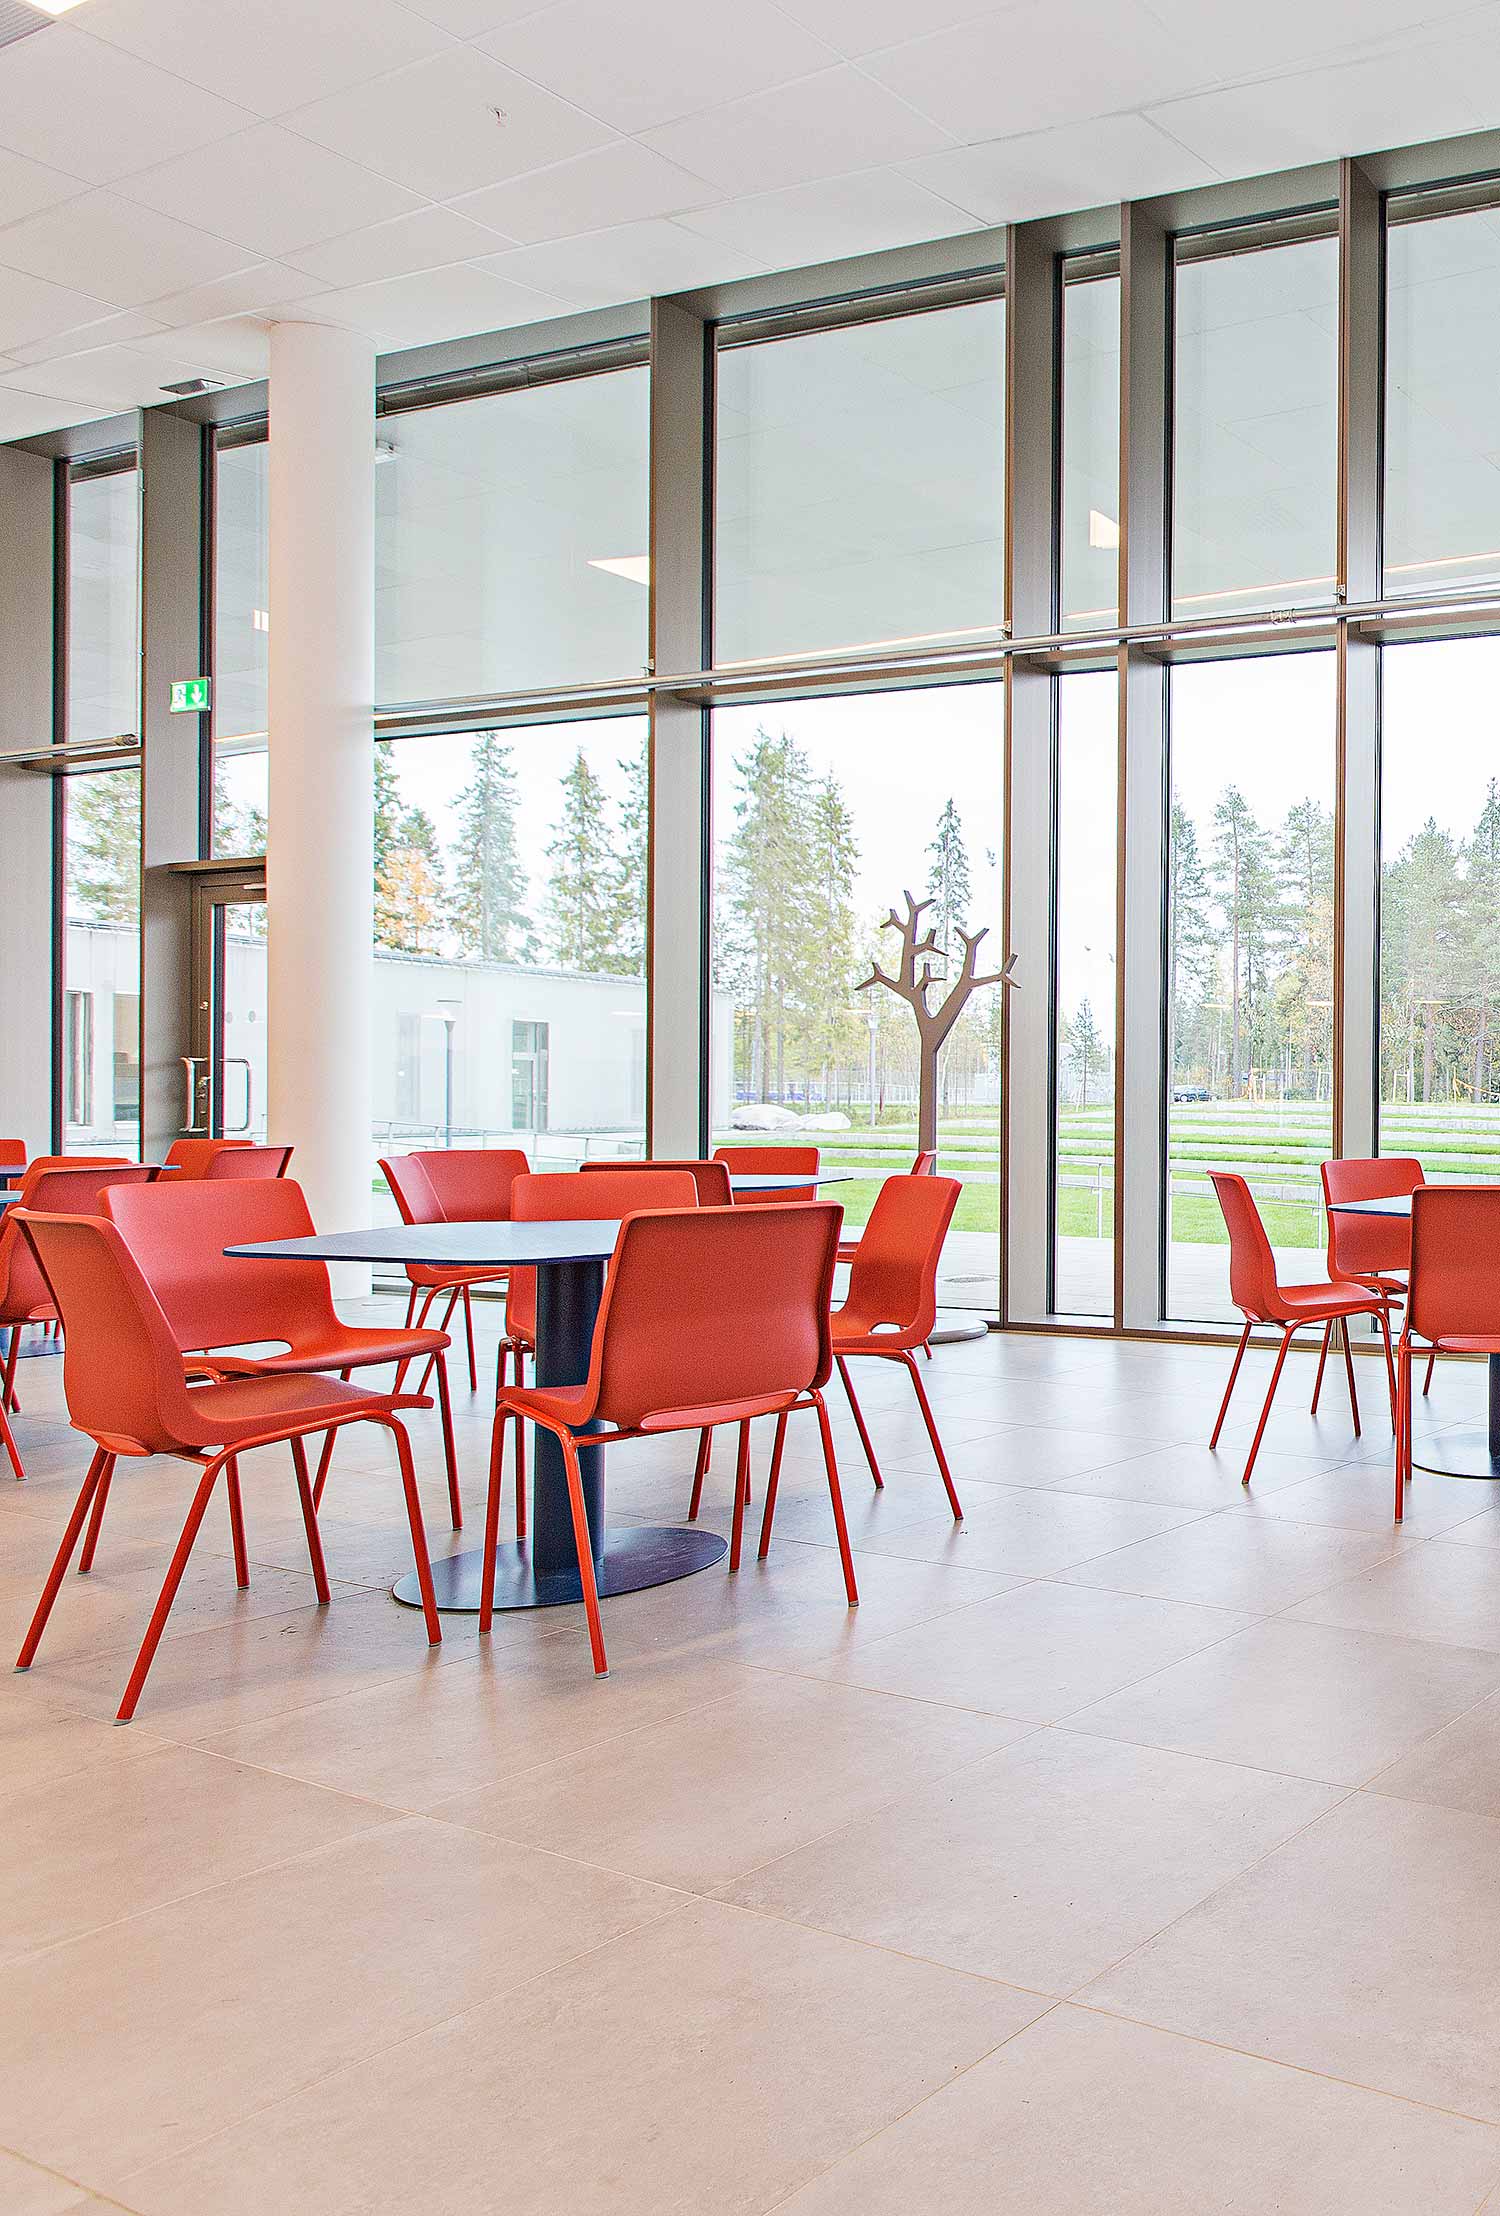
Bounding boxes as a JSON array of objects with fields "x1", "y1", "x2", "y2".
[
  {"x1": 392, "y1": 1525, "x2": 728, "y2": 1614},
  {"x1": 1411, "y1": 1430, "x2": 1500, "y2": 1481},
  {"x1": 929, "y1": 1311, "x2": 990, "y2": 1346}
]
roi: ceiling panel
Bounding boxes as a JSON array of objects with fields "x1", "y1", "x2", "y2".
[
  {"x1": 452, "y1": 138, "x2": 720, "y2": 244},
  {"x1": 77, "y1": 0, "x2": 454, "y2": 118},
  {"x1": 120, "y1": 126, "x2": 424, "y2": 259},
  {"x1": 282, "y1": 45, "x2": 613, "y2": 198},
  {"x1": 293, "y1": 261, "x2": 575, "y2": 349},
  {"x1": 486, "y1": 215, "x2": 760, "y2": 305},
  {"x1": 288, "y1": 205, "x2": 516, "y2": 286},
  {"x1": 0, "y1": 24, "x2": 255, "y2": 184},
  {"x1": 770, "y1": 0, "x2": 1026, "y2": 59},
  {"x1": 1148, "y1": 42, "x2": 1485, "y2": 174},
  {"x1": 900, "y1": 113, "x2": 1219, "y2": 224},
  {"x1": 0, "y1": 191, "x2": 250, "y2": 309},
  {"x1": 0, "y1": 384, "x2": 122, "y2": 437},
  {"x1": 480, "y1": 0, "x2": 841, "y2": 134},
  {"x1": 642, "y1": 64, "x2": 954, "y2": 197},
  {"x1": 0, "y1": 264, "x2": 115, "y2": 353},
  {"x1": 7, "y1": 304, "x2": 167, "y2": 367},
  {"x1": 676, "y1": 169, "x2": 978, "y2": 269},
  {"x1": 0, "y1": 144, "x2": 89, "y2": 225}
]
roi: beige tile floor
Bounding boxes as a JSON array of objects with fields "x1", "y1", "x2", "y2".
[{"x1": 6, "y1": 1307, "x2": 1500, "y2": 2211}]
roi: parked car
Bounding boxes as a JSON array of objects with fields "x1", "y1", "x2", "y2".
[{"x1": 1172, "y1": 1085, "x2": 1211, "y2": 1103}]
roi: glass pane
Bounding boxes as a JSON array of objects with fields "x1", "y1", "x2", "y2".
[
  {"x1": 213, "y1": 438, "x2": 269, "y2": 853},
  {"x1": 371, "y1": 717, "x2": 648, "y2": 1197},
  {"x1": 1385, "y1": 208, "x2": 1500, "y2": 597},
  {"x1": 1060, "y1": 274, "x2": 1120, "y2": 632},
  {"x1": 1380, "y1": 636, "x2": 1500, "y2": 1180},
  {"x1": 1172, "y1": 237, "x2": 1338, "y2": 618},
  {"x1": 67, "y1": 467, "x2": 139, "y2": 746},
  {"x1": 62, "y1": 768, "x2": 140, "y2": 1155},
  {"x1": 711, "y1": 684, "x2": 1004, "y2": 1312},
  {"x1": 715, "y1": 301, "x2": 1006, "y2": 665},
  {"x1": 1054, "y1": 671, "x2": 1117, "y2": 1316},
  {"x1": 1166, "y1": 654, "x2": 1335, "y2": 1321},
  {"x1": 376, "y1": 368, "x2": 650, "y2": 704}
]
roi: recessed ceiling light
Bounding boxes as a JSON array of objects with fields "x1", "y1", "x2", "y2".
[
  {"x1": 160, "y1": 376, "x2": 226, "y2": 397},
  {"x1": 588, "y1": 555, "x2": 650, "y2": 586},
  {"x1": 24, "y1": 1, "x2": 90, "y2": 15}
]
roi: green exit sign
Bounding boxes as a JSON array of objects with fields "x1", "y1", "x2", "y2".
[{"x1": 169, "y1": 676, "x2": 211, "y2": 714}]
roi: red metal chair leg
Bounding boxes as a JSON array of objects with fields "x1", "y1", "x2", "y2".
[
  {"x1": 77, "y1": 1452, "x2": 116, "y2": 1572},
  {"x1": 758, "y1": 1412, "x2": 789, "y2": 1559},
  {"x1": 560, "y1": 1431, "x2": 607, "y2": 1675},
  {"x1": 1242, "y1": 1324, "x2": 1296, "y2": 1485},
  {"x1": 479, "y1": 1413, "x2": 507, "y2": 1637},
  {"x1": 395, "y1": 1286, "x2": 442, "y2": 1392},
  {"x1": 688, "y1": 1428, "x2": 711, "y2": 1520},
  {"x1": 402, "y1": 1287, "x2": 417, "y2": 1331},
  {"x1": 0, "y1": 1393, "x2": 23, "y2": 1481},
  {"x1": 837, "y1": 1354, "x2": 883, "y2": 1489},
  {"x1": 310, "y1": 1369, "x2": 353, "y2": 1509},
  {"x1": 813, "y1": 1391, "x2": 858, "y2": 1605},
  {"x1": 290, "y1": 1434, "x2": 331, "y2": 1602},
  {"x1": 1338, "y1": 1317, "x2": 1362, "y2": 1437},
  {"x1": 434, "y1": 1353, "x2": 463, "y2": 1530},
  {"x1": 415, "y1": 1288, "x2": 461, "y2": 1399},
  {"x1": 1423, "y1": 1345, "x2": 1436, "y2": 1396},
  {"x1": 729, "y1": 1421, "x2": 749, "y2": 1572},
  {"x1": 461, "y1": 1285, "x2": 478, "y2": 1392},
  {"x1": 515, "y1": 1406, "x2": 526, "y2": 1538},
  {"x1": 1396, "y1": 1342, "x2": 1411, "y2": 1522},
  {"x1": 16, "y1": 1447, "x2": 107, "y2": 1667},
  {"x1": 900, "y1": 1348, "x2": 962, "y2": 1519},
  {"x1": 1310, "y1": 1319, "x2": 1332, "y2": 1413},
  {"x1": 1210, "y1": 1322, "x2": 1252, "y2": 1448},
  {"x1": 1377, "y1": 1305, "x2": 1397, "y2": 1426},
  {"x1": 117, "y1": 1457, "x2": 226, "y2": 1721},
  {"x1": 3, "y1": 1328, "x2": 20, "y2": 1414},
  {"x1": 384, "y1": 1418, "x2": 440, "y2": 1646},
  {"x1": 225, "y1": 1455, "x2": 250, "y2": 1588}
]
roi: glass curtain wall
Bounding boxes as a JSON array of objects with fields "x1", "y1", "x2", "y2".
[
  {"x1": 212, "y1": 434, "x2": 269, "y2": 851},
  {"x1": 62, "y1": 460, "x2": 141, "y2": 1154},
  {"x1": 1053, "y1": 671, "x2": 1117, "y2": 1316},
  {"x1": 710, "y1": 683, "x2": 1005, "y2": 1310},
  {"x1": 1060, "y1": 272, "x2": 1121, "y2": 632}
]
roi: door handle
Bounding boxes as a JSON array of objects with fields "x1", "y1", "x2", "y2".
[
  {"x1": 180, "y1": 1055, "x2": 209, "y2": 1134},
  {"x1": 223, "y1": 1057, "x2": 253, "y2": 1135}
]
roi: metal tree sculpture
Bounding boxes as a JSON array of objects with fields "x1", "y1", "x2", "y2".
[{"x1": 858, "y1": 891, "x2": 1018, "y2": 1155}]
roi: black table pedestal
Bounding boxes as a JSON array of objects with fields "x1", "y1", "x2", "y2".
[
  {"x1": 1412, "y1": 1353, "x2": 1500, "y2": 1480},
  {"x1": 393, "y1": 1252, "x2": 727, "y2": 1615}
]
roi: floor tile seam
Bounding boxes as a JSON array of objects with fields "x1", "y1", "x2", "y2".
[
  {"x1": 1063, "y1": 1996, "x2": 1500, "y2": 2147},
  {"x1": 1046, "y1": 1713, "x2": 1383, "y2": 1791},
  {"x1": 1354, "y1": 1677, "x2": 1500, "y2": 1802},
  {"x1": 0, "y1": 2141, "x2": 145, "y2": 2214},
  {"x1": 0, "y1": 1801, "x2": 423, "y2": 1977},
  {"x1": 748, "y1": 2000, "x2": 1072, "y2": 2216},
  {"x1": 842, "y1": 1505, "x2": 1227, "y2": 1581},
  {"x1": 1056, "y1": 1528, "x2": 1432, "y2": 1616},
  {"x1": 101, "y1": 1889, "x2": 740, "y2": 2199}
]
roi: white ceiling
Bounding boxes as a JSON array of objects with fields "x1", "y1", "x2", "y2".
[{"x1": 0, "y1": 0, "x2": 1496, "y2": 439}]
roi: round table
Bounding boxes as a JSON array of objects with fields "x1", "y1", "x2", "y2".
[
  {"x1": 226, "y1": 1171, "x2": 853, "y2": 1616},
  {"x1": 1328, "y1": 1191, "x2": 1500, "y2": 1479}
]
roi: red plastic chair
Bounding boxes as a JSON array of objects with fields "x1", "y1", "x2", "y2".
[
  {"x1": 201, "y1": 1143, "x2": 293, "y2": 1180},
  {"x1": 1320, "y1": 1156, "x2": 1434, "y2": 1403},
  {"x1": 496, "y1": 1169, "x2": 700, "y2": 1536},
  {"x1": 379, "y1": 1149, "x2": 528, "y2": 1391},
  {"x1": 0, "y1": 1164, "x2": 157, "y2": 1471},
  {"x1": 12, "y1": 1210, "x2": 440, "y2": 1721},
  {"x1": 582, "y1": 1158, "x2": 732, "y2": 1206},
  {"x1": 486, "y1": 1202, "x2": 856, "y2": 1671},
  {"x1": 712, "y1": 1145, "x2": 819, "y2": 1204},
  {"x1": 163, "y1": 1138, "x2": 254, "y2": 1178},
  {"x1": 102, "y1": 1176, "x2": 463, "y2": 1532},
  {"x1": 0, "y1": 1140, "x2": 26, "y2": 1190},
  {"x1": 825, "y1": 1174, "x2": 963, "y2": 1518},
  {"x1": 1208, "y1": 1170, "x2": 1396, "y2": 1484},
  {"x1": 836, "y1": 1148, "x2": 938, "y2": 1265},
  {"x1": 1396, "y1": 1186, "x2": 1500, "y2": 1521}
]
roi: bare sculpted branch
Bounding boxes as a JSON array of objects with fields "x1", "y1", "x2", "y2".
[{"x1": 858, "y1": 888, "x2": 1017, "y2": 1153}]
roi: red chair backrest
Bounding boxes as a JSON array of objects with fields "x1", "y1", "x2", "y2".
[
  {"x1": 103, "y1": 1177, "x2": 337, "y2": 1353},
  {"x1": 404, "y1": 1149, "x2": 529, "y2": 1222},
  {"x1": 1408, "y1": 1187, "x2": 1500, "y2": 1347},
  {"x1": 841, "y1": 1174, "x2": 960, "y2": 1340},
  {"x1": 507, "y1": 1170, "x2": 698, "y2": 1343},
  {"x1": 201, "y1": 1143, "x2": 293, "y2": 1180},
  {"x1": 1209, "y1": 1171, "x2": 1286, "y2": 1323},
  {"x1": 584, "y1": 1204, "x2": 842, "y2": 1430},
  {"x1": 380, "y1": 1152, "x2": 442, "y2": 1226},
  {"x1": 0, "y1": 1138, "x2": 25, "y2": 1168},
  {"x1": 20, "y1": 1154, "x2": 128, "y2": 1179},
  {"x1": 580, "y1": 1158, "x2": 732, "y2": 1206},
  {"x1": 1322, "y1": 1156, "x2": 1421, "y2": 1280},
  {"x1": 13, "y1": 1211, "x2": 204, "y2": 1454},
  {"x1": 0, "y1": 1164, "x2": 155, "y2": 1321},
  {"x1": 712, "y1": 1144, "x2": 819, "y2": 1204},
  {"x1": 164, "y1": 1138, "x2": 254, "y2": 1178},
  {"x1": 911, "y1": 1149, "x2": 938, "y2": 1175}
]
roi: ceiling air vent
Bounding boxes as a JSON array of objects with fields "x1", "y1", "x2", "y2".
[
  {"x1": 0, "y1": 3, "x2": 52, "y2": 51},
  {"x1": 159, "y1": 377, "x2": 226, "y2": 398}
]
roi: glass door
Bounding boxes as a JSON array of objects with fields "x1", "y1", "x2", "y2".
[{"x1": 186, "y1": 869, "x2": 268, "y2": 1142}]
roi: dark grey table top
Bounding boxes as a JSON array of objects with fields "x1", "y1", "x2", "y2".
[
  {"x1": 226, "y1": 1219, "x2": 625, "y2": 1267},
  {"x1": 1326, "y1": 1195, "x2": 1413, "y2": 1218}
]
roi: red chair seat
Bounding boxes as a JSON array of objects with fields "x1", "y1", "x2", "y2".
[
  {"x1": 404, "y1": 1262, "x2": 505, "y2": 1290},
  {"x1": 211, "y1": 1323, "x2": 449, "y2": 1375},
  {"x1": 1277, "y1": 1279, "x2": 1397, "y2": 1319},
  {"x1": 1422, "y1": 1333, "x2": 1500, "y2": 1356},
  {"x1": 173, "y1": 1368, "x2": 417, "y2": 1449}
]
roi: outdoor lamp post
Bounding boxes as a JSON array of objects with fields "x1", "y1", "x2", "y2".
[
  {"x1": 866, "y1": 1009, "x2": 879, "y2": 1130},
  {"x1": 428, "y1": 1001, "x2": 459, "y2": 1149}
]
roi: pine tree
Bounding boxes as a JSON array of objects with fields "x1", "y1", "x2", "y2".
[
  {"x1": 66, "y1": 771, "x2": 139, "y2": 925},
  {"x1": 544, "y1": 749, "x2": 624, "y2": 972},
  {"x1": 612, "y1": 734, "x2": 650, "y2": 977},
  {"x1": 453, "y1": 731, "x2": 532, "y2": 963},
  {"x1": 803, "y1": 773, "x2": 860, "y2": 1102},
  {"x1": 374, "y1": 846, "x2": 445, "y2": 954},
  {"x1": 1465, "y1": 780, "x2": 1500, "y2": 1101},
  {"x1": 924, "y1": 797, "x2": 972, "y2": 975},
  {"x1": 1274, "y1": 798, "x2": 1335, "y2": 1100},
  {"x1": 1168, "y1": 801, "x2": 1220, "y2": 1087},
  {"x1": 373, "y1": 742, "x2": 403, "y2": 881},
  {"x1": 1210, "y1": 785, "x2": 1274, "y2": 1097},
  {"x1": 1065, "y1": 996, "x2": 1107, "y2": 1107},
  {"x1": 718, "y1": 729, "x2": 816, "y2": 1100}
]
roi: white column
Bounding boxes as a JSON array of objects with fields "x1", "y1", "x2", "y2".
[{"x1": 267, "y1": 322, "x2": 375, "y2": 1240}]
